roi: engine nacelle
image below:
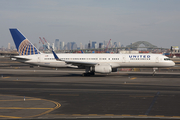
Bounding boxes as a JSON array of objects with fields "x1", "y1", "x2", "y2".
[{"x1": 94, "y1": 65, "x2": 112, "y2": 74}]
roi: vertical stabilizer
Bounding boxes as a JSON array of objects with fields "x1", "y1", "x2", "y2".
[{"x1": 9, "y1": 28, "x2": 41, "y2": 55}]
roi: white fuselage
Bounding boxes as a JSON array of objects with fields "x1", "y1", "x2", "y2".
[{"x1": 15, "y1": 53, "x2": 175, "y2": 68}]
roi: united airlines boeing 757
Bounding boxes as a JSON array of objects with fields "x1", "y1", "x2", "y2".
[{"x1": 9, "y1": 28, "x2": 175, "y2": 76}]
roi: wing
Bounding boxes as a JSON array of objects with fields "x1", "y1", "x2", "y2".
[
  {"x1": 52, "y1": 50, "x2": 97, "y2": 66},
  {"x1": 65, "y1": 61, "x2": 97, "y2": 66}
]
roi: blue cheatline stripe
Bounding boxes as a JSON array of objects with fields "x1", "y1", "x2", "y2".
[{"x1": 145, "y1": 92, "x2": 160, "y2": 115}]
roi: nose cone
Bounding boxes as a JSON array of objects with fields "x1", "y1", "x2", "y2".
[{"x1": 171, "y1": 61, "x2": 175, "y2": 67}]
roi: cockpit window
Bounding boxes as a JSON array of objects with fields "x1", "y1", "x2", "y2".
[{"x1": 164, "y1": 58, "x2": 171, "y2": 61}]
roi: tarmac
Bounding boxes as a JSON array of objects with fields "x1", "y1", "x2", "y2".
[{"x1": 0, "y1": 57, "x2": 180, "y2": 119}]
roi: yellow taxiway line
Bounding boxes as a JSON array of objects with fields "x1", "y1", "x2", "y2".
[
  {"x1": 48, "y1": 114, "x2": 180, "y2": 119},
  {"x1": 0, "y1": 98, "x2": 41, "y2": 102},
  {"x1": 0, "y1": 107, "x2": 52, "y2": 110},
  {"x1": 50, "y1": 94, "x2": 79, "y2": 96},
  {"x1": 1, "y1": 76, "x2": 10, "y2": 79},
  {"x1": 129, "y1": 96, "x2": 154, "y2": 98},
  {"x1": 130, "y1": 77, "x2": 137, "y2": 80},
  {"x1": 0, "y1": 94, "x2": 61, "y2": 119},
  {"x1": 0, "y1": 115, "x2": 21, "y2": 119}
]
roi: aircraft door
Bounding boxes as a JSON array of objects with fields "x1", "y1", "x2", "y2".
[
  {"x1": 122, "y1": 56, "x2": 126, "y2": 63},
  {"x1": 155, "y1": 57, "x2": 159, "y2": 63},
  {"x1": 37, "y1": 55, "x2": 41, "y2": 63}
]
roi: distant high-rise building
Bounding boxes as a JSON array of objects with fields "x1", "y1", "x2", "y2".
[
  {"x1": 89, "y1": 41, "x2": 92, "y2": 49},
  {"x1": 114, "y1": 42, "x2": 117, "y2": 48},
  {"x1": 104, "y1": 40, "x2": 108, "y2": 48},
  {"x1": 109, "y1": 41, "x2": 112, "y2": 48},
  {"x1": 118, "y1": 42, "x2": 121, "y2": 47},
  {"x1": 64, "y1": 44, "x2": 67, "y2": 50},
  {"x1": 59, "y1": 41, "x2": 63, "y2": 50},
  {"x1": 66, "y1": 42, "x2": 77, "y2": 50},
  {"x1": 67, "y1": 42, "x2": 71, "y2": 50},
  {"x1": 92, "y1": 41, "x2": 97, "y2": 49},
  {"x1": 95, "y1": 43, "x2": 98, "y2": 49},
  {"x1": 59, "y1": 41, "x2": 65, "y2": 50},
  {"x1": 62, "y1": 42, "x2": 65, "y2": 50},
  {"x1": 85, "y1": 44, "x2": 88, "y2": 49},
  {"x1": 71, "y1": 42, "x2": 77, "y2": 50},
  {"x1": 80, "y1": 43, "x2": 83, "y2": 49},
  {"x1": 1, "y1": 46, "x2": 5, "y2": 51},
  {"x1": 8, "y1": 43, "x2": 10, "y2": 49},
  {"x1": 99, "y1": 43, "x2": 103, "y2": 48},
  {"x1": 88, "y1": 43, "x2": 91, "y2": 49},
  {"x1": 55, "y1": 39, "x2": 59, "y2": 50},
  {"x1": 59, "y1": 41, "x2": 64, "y2": 50},
  {"x1": 102, "y1": 45, "x2": 104, "y2": 48}
]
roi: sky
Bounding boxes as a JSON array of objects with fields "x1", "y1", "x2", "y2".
[{"x1": 0, "y1": 0, "x2": 180, "y2": 49}]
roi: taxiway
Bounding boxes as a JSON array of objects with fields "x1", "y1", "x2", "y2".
[{"x1": 0, "y1": 57, "x2": 180, "y2": 119}]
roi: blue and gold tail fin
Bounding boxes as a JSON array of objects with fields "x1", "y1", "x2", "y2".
[{"x1": 9, "y1": 28, "x2": 41, "y2": 55}]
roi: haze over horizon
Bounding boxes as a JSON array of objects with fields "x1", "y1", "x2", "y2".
[{"x1": 0, "y1": 0, "x2": 180, "y2": 49}]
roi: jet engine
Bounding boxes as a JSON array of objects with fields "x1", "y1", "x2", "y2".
[{"x1": 91, "y1": 64, "x2": 112, "y2": 74}]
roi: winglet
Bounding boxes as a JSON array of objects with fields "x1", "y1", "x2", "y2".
[{"x1": 52, "y1": 50, "x2": 62, "y2": 61}]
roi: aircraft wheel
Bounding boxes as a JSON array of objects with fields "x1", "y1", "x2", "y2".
[
  {"x1": 90, "y1": 72, "x2": 95, "y2": 75},
  {"x1": 30, "y1": 66, "x2": 34, "y2": 68},
  {"x1": 82, "y1": 73, "x2": 88, "y2": 76},
  {"x1": 82, "y1": 72, "x2": 95, "y2": 76}
]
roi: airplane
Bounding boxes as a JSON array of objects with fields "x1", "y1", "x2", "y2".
[{"x1": 9, "y1": 28, "x2": 175, "y2": 76}]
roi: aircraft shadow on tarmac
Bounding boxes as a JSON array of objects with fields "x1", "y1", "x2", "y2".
[
  {"x1": 0, "y1": 73, "x2": 107, "y2": 77},
  {"x1": 1, "y1": 73, "x2": 180, "y2": 78}
]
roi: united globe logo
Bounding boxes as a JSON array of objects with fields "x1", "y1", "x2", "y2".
[{"x1": 18, "y1": 39, "x2": 40, "y2": 55}]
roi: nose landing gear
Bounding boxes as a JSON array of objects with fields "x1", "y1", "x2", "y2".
[{"x1": 153, "y1": 68, "x2": 158, "y2": 76}]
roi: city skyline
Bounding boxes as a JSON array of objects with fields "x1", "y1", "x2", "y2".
[
  {"x1": 2, "y1": 38, "x2": 161, "y2": 52},
  {"x1": 1, "y1": 0, "x2": 180, "y2": 48},
  {"x1": 51, "y1": 39, "x2": 122, "y2": 50}
]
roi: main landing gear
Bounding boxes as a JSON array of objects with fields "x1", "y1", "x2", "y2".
[
  {"x1": 82, "y1": 67, "x2": 95, "y2": 76},
  {"x1": 82, "y1": 72, "x2": 95, "y2": 76}
]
